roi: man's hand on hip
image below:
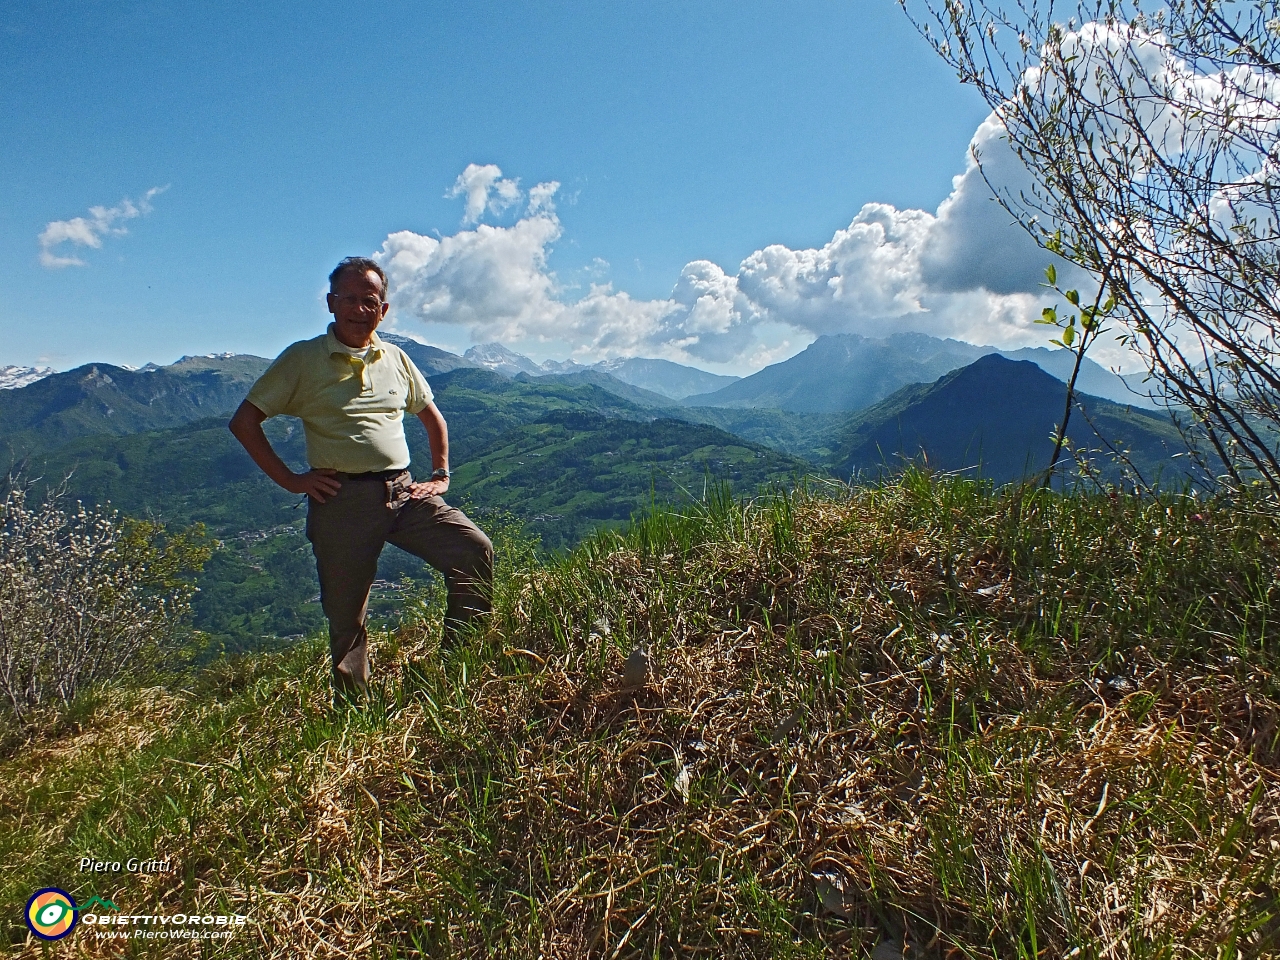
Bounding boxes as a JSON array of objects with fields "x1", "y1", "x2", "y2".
[
  {"x1": 284, "y1": 468, "x2": 343, "y2": 503},
  {"x1": 409, "y1": 477, "x2": 449, "y2": 500}
]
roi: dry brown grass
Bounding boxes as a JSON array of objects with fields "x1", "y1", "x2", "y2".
[{"x1": 3, "y1": 476, "x2": 1278, "y2": 958}]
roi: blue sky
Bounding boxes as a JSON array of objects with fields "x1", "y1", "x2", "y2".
[{"x1": 2, "y1": 0, "x2": 1044, "y2": 374}]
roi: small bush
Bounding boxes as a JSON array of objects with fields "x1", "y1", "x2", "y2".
[{"x1": 0, "y1": 482, "x2": 209, "y2": 726}]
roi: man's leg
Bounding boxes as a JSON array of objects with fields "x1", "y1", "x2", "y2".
[
  {"x1": 306, "y1": 482, "x2": 394, "y2": 698},
  {"x1": 386, "y1": 490, "x2": 493, "y2": 645}
]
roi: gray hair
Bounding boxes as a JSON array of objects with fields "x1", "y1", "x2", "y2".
[{"x1": 328, "y1": 257, "x2": 388, "y2": 300}]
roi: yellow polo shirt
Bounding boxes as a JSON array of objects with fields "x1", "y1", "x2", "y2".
[{"x1": 246, "y1": 325, "x2": 434, "y2": 472}]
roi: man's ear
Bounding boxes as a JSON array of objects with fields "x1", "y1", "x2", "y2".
[{"x1": 326, "y1": 292, "x2": 336, "y2": 315}]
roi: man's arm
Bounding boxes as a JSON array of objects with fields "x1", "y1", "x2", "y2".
[
  {"x1": 410, "y1": 401, "x2": 451, "y2": 499},
  {"x1": 228, "y1": 400, "x2": 342, "y2": 502}
]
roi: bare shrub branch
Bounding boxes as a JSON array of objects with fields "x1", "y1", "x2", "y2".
[{"x1": 903, "y1": 0, "x2": 1280, "y2": 494}]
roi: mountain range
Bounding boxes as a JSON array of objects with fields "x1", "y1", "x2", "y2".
[
  {"x1": 0, "y1": 331, "x2": 1180, "y2": 487},
  {"x1": 4, "y1": 329, "x2": 1156, "y2": 414},
  {"x1": 682, "y1": 333, "x2": 1156, "y2": 411},
  {"x1": 427, "y1": 339, "x2": 740, "y2": 399},
  {"x1": 0, "y1": 355, "x2": 268, "y2": 455},
  {"x1": 0, "y1": 331, "x2": 1195, "y2": 652}
]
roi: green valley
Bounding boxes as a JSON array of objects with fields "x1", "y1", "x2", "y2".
[
  {"x1": 4, "y1": 367, "x2": 810, "y2": 652},
  {"x1": 0, "y1": 346, "x2": 1208, "y2": 654}
]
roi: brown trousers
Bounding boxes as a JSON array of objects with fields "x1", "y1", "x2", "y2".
[{"x1": 305, "y1": 470, "x2": 493, "y2": 695}]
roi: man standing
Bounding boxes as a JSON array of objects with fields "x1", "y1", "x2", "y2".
[{"x1": 229, "y1": 257, "x2": 492, "y2": 700}]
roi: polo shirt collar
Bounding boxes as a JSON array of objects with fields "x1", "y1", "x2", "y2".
[{"x1": 326, "y1": 323, "x2": 385, "y2": 358}]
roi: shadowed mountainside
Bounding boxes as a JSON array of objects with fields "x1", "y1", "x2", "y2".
[{"x1": 831, "y1": 354, "x2": 1195, "y2": 485}]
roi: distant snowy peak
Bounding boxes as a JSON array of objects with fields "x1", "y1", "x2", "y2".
[
  {"x1": 462, "y1": 343, "x2": 586, "y2": 377},
  {"x1": 175, "y1": 352, "x2": 239, "y2": 363},
  {"x1": 377, "y1": 334, "x2": 475, "y2": 375},
  {"x1": 463, "y1": 343, "x2": 543, "y2": 376},
  {"x1": 458, "y1": 343, "x2": 736, "y2": 398},
  {"x1": 0, "y1": 365, "x2": 55, "y2": 390},
  {"x1": 539, "y1": 357, "x2": 588, "y2": 375}
]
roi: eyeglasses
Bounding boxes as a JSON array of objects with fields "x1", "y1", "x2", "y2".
[{"x1": 332, "y1": 294, "x2": 384, "y2": 313}]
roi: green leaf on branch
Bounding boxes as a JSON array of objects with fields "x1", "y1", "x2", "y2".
[
  {"x1": 1065, "y1": 289, "x2": 1080, "y2": 306},
  {"x1": 1039, "y1": 307, "x2": 1059, "y2": 325},
  {"x1": 1045, "y1": 264, "x2": 1057, "y2": 285},
  {"x1": 1062, "y1": 324, "x2": 1076, "y2": 346}
]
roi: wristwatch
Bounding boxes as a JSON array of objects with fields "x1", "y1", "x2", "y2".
[{"x1": 430, "y1": 468, "x2": 450, "y2": 481}]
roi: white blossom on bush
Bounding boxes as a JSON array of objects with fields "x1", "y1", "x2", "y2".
[{"x1": 0, "y1": 485, "x2": 204, "y2": 723}]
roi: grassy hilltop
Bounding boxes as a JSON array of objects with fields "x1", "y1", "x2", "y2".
[{"x1": 3, "y1": 475, "x2": 1278, "y2": 958}]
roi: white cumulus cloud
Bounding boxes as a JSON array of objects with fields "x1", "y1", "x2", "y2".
[
  {"x1": 379, "y1": 156, "x2": 1065, "y2": 367},
  {"x1": 739, "y1": 204, "x2": 936, "y2": 329},
  {"x1": 38, "y1": 186, "x2": 168, "y2": 269},
  {"x1": 380, "y1": 212, "x2": 564, "y2": 342},
  {"x1": 918, "y1": 113, "x2": 1051, "y2": 296},
  {"x1": 446, "y1": 163, "x2": 522, "y2": 225},
  {"x1": 380, "y1": 176, "x2": 687, "y2": 358},
  {"x1": 391, "y1": 24, "x2": 1280, "y2": 375}
]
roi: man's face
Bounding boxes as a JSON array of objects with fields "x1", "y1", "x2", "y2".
[{"x1": 327, "y1": 269, "x2": 389, "y2": 348}]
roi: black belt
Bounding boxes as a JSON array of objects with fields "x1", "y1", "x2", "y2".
[{"x1": 338, "y1": 469, "x2": 409, "y2": 481}]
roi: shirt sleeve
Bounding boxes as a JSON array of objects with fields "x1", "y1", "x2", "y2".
[
  {"x1": 402, "y1": 354, "x2": 434, "y2": 415},
  {"x1": 245, "y1": 345, "x2": 302, "y2": 418}
]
